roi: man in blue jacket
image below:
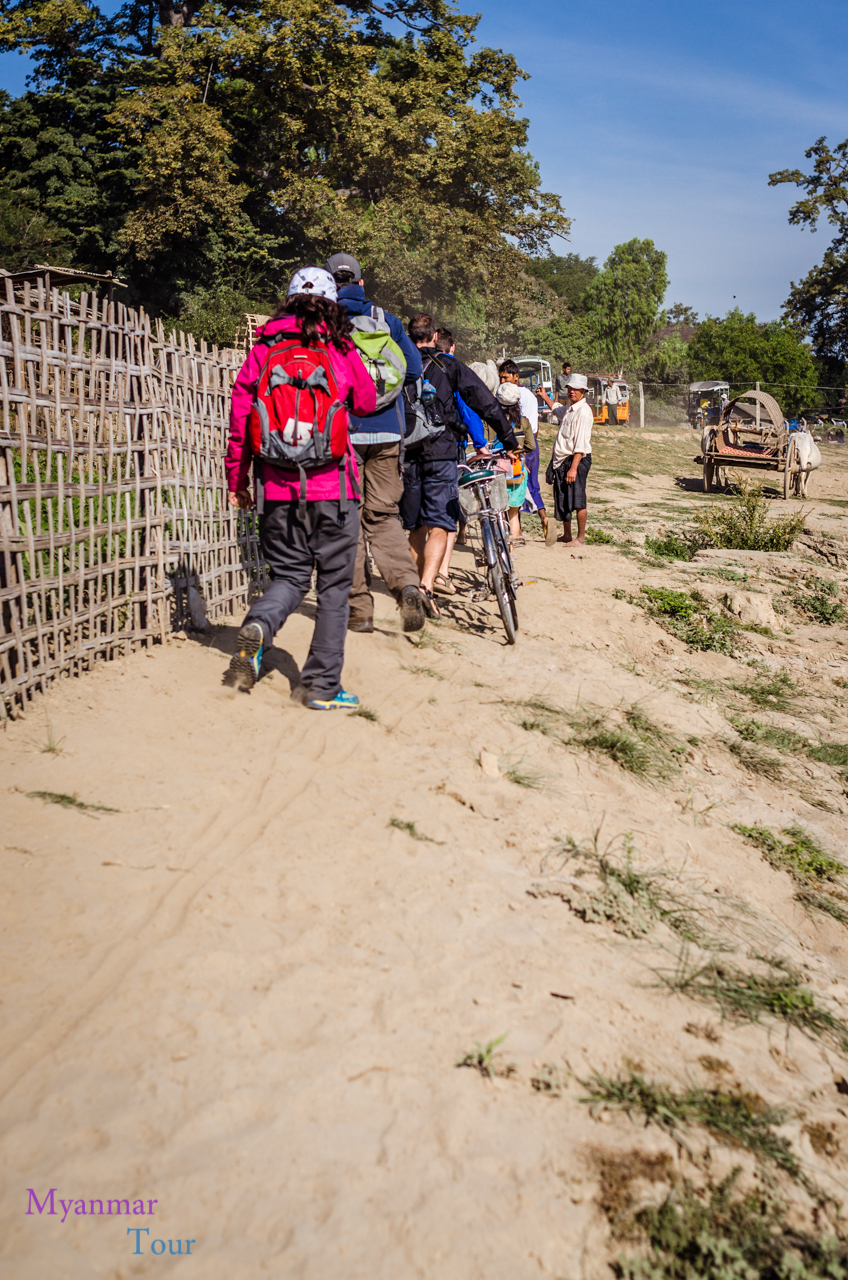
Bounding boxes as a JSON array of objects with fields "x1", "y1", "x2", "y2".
[{"x1": 328, "y1": 252, "x2": 425, "y2": 634}]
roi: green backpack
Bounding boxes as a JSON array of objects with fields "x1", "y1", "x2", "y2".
[{"x1": 348, "y1": 306, "x2": 407, "y2": 411}]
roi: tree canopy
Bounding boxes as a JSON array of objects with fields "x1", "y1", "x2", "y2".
[
  {"x1": 524, "y1": 251, "x2": 598, "y2": 314},
  {"x1": 769, "y1": 136, "x2": 848, "y2": 373},
  {"x1": 688, "y1": 308, "x2": 817, "y2": 414},
  {"x1": 583, "y1": 238, "x2": 668, "y2": 368},
  {"x1": 0, "y1": 0, "x2": 569, "y2": 329}
]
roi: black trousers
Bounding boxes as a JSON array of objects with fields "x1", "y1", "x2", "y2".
[
  {"x1": 244, "y1": 500, "x2": 360, "y2": 699},
  {"x1": 551, "y1": 454, "x2": 592, "y2": 521}
]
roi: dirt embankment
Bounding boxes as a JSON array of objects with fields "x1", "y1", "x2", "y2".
[{"x1": 2, "y1": 425, "x2": 848, "y2": 1278}]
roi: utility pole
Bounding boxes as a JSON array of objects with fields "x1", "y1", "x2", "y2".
[{"x1": 639, "y1": 382, "x2": 644, "y2": 430}]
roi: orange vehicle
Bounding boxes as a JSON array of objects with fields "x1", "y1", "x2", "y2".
[{"x1": 587, "y1": 375, "x2": 630, "y2": 425}]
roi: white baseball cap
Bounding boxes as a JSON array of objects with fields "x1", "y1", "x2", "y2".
[
  {"x1": 496, "y1": 382, "x2": 522, "y2": 405},
  {"x1": 565, "y1": 373, "x2": 589, "y2": 390},
  {"x1": 287, "y1": 267, "x2": 338, "y2": 301}
]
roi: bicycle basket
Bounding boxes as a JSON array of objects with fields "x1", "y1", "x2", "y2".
[
  {"x1": 458, "y1": 481, "x2": 484, "y2": 517},
  {"x1": 489, "y1": 473, "x2": 509, "y2": 511}
]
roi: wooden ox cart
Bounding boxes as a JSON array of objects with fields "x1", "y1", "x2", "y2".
[{"x1": 697, "y1": 388, "x2": 813, "y2": 499}]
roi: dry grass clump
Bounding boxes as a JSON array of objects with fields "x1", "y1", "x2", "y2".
[
  {"x1": 660, "y1": 952, "x2": 848, "y2": 1051},
  {"x1": 580, "y1": 1067, "x2": 799, "y2": 1177},
  {"x1": 533, "y1": 832, "x2": 728, "y2": 948},
  {"x1": 694, "y1": 479, "x2": 807, "y2": 552},
  {"x1": 515, "y1": 696, "x2": 685, "y2": 783}
]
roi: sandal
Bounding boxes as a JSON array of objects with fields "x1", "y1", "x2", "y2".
[
  {"x1": 433, "y1": 573, "x2": 456, "y2": 596},
  {"x1": 419, "y1": 586, "x2": 441, "y2": 619}
]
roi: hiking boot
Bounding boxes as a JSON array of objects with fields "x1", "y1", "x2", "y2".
[
  {"x1": 348, "y1": 617, "x2": 375, "y2": 633},
  {"x1": 223, "y1": 622, "x2": 264, "y2": 691},
  {"x1": 399, "y1": 584, "x2": 426, "y2": 633},
  {"x1": 307, "y1": 689, "x2": 360, "y2": 711}
]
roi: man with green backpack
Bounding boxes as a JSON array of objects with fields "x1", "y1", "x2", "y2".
[{"x1": 328, "y1": 252, "x2": 426, "y2": 633}]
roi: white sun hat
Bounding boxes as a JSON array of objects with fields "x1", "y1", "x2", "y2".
[
  {"x1": 287, "y1": 266, "x2": 338, "y2": 301},
  {"x1": 565, "y1": 373, "x2": 589, "y2": 390},
  {"x1": 496, "y1": 382, "x2": 522, "y2": 405}
]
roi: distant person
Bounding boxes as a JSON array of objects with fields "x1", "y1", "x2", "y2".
[
  {"x1": 604, "y1": 378, "x2": 620, "y2": 425},
  {"x1": 498, "y1": 359, "x2": 548, "y2": 540},
  {"x1": 403, "y1": 315, "x2": 518, "y2": 616},
  {"x1": 555, "y1": 362, "x2": 572, "y2": 402},
  {"x1": 224, "y1": 267, "x2": 376, "y2": 709},
  {"x1": 328, "y1": 251, "x2": 426, "y2": 635},
  {"x1": 546, "y1": 373, "x2": 593, "y2": 546}
]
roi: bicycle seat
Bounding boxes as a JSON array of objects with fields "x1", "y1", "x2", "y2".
[{"x1": 458, "y1": 469, "x2": 495, "y2": 485}]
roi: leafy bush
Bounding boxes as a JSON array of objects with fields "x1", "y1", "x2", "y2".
[
  {"x1": 586, "y1": 528, "x2": 615, "y2": 544},
  {"x1": 788, "y1": 576, "x2": 846, "y2": 625},
  {"x1": 694, "y1": 480, "x2": 807, "y2": 551},
  {"x1": 640, "y1": 587, "x2": 739, "y2": 654},
  {"x1": 644, "y1": 533, "x2": 696, "y2": 561}
]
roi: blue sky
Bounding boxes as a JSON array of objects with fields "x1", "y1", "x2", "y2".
[
  {"x1": 473, "y1": 0, "x2": 848, "y2": 319},
  {"x1": 2, "y1": 0, "x2": 846, "y2": 319}
]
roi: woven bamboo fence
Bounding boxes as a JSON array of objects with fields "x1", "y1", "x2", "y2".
[{"x1": 0, "y1": 277, "x2": 265, "y2": 718}]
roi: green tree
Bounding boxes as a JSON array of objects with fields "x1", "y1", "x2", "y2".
[
  {"x1": 524, "y1": 251, "x2": 598, "y2": 314},
  {"x1": 0, "y1": 0, "x2": 570, "y2": 328},
  {"x1": 667, "y1": 302, "x2": 698, "y2": 326},
  {"x1": 583, "y1": 238, "x2": 668, "y2": 367},
  {"x1": 769, "y1": 136, "x2": 848, "y2": 373},
  {"x1": 519, "y1": 315, "x2": 605, "y2": 373},
  {"x1": 687, "y1": 309, "x2": 817, "y2": 414}
]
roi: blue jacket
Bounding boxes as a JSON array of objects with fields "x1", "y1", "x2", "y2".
[
  {"x1": 442, "y1": 353, "x2": 488, "y2": 449},
  {"x1": 337, "y1": 285, "x2": 423, "y2": 440}
]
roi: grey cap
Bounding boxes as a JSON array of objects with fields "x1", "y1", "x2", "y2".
[{"x1": 326, "y1": 252, "x2": 362, "y2": 280}]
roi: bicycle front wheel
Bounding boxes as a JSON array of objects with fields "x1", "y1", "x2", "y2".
[
  {"x1": 494, "y1": 515, "x2": 519, "y2": 636},
  {"x1": 483, "y1": 518, "x2": 517, "y2": 644}
]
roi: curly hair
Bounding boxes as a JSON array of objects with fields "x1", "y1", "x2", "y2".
[{"x1": 272, "y1": 293, "x2": 353, "y2": 351}]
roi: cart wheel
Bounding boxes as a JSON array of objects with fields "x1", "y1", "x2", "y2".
[
  {"x1": 783, "y1": 438, "x2": 794, "y2": 500},
  {"x1": 703, "y1": 459, "x2": 714, "y2": 492}
]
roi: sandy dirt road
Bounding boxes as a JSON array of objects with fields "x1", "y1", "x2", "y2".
[{"x1": 2, "y1": 425, "x2": 848, "y2": 1277}]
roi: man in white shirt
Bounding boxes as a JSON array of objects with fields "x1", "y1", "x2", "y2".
[
  {"x1": 546, "y1": 373, "x2": 593, "y2": 545},
  {"x1": 604, "y1": 378, "x2": 620, "y2": 425}
]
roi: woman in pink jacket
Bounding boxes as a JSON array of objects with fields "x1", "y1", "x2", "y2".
[{"x1": 224, "y1": 267, "x2": 377, "y2": 710}]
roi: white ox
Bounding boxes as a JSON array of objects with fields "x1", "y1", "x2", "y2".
[{"x1": 788, "y1": 429, "x2": 821, "y2": 498}]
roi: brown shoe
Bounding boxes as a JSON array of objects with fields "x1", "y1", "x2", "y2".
[
  {"x1": 399, "y1": 585, "x2": 425, "y2": 632},
  {"x1": 348, "y1": 617, "x2": 375, "y2": 633}
]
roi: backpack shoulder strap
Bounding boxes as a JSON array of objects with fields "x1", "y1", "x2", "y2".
[{"x1": 370, "y1": 305, "x2": 385, "y2": 324}]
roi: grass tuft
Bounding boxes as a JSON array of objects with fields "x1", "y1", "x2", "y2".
[
  {"x1": 455, "y1": 1034, "x2": 515, "y2": 1079},
  {"x1": 41, "y1": 715, "x2": 66, "y2": 755},
  {"x1": 735, "y1": 669, "x2": 798, "y2": 713},
  {"x1": 502, "y1": 760, "x2": 547, "y2": 790},
  {"x1": 734, "y1": 823, "x2": 848, "y2": 925},
  {"x1": 388, "y1": 816, "x2": 441, "y2": 843},
  {"x1": 536, "y1": 831, "x2": 726, "y2": 947},
  {"x1": 733, "y1": 823, "x2": 845, "y2": 883},
  {"x1": 585, "y1": 527, "x2": 615, "y2": 544},
  {"x1": 580, "y1": 1067, "x2": 799, "y2": 1176},
  {"x1": 660, "y1": 952, "x2": 848, "y2": 1049},
  {"x1": 350, "y1": 706, "x2": 379, "y2": 721},
  {"x1": 26, "y1": 790, "x2": 118, "y2": 813}
]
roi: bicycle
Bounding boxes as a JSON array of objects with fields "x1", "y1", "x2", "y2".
[{"x1": 457, "y1": 457, "x2": 519, "y2": 644}]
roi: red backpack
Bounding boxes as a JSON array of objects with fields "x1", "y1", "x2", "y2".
[{"x1": 248, "y1": 333, "x2": 352, "y2": 512}]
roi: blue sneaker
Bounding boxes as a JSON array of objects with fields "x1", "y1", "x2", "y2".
[
  {"x1": 223, "y1": 622, "x2": 264, "y2": 691},
  {"x1": 307, "y1": 689, "x2": 360, "y2": 711}
]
